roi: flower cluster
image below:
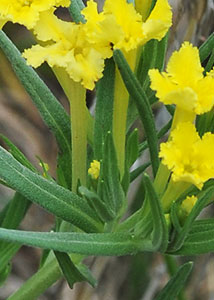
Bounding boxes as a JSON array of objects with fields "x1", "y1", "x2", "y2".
[
  {"x1": 0, "y1": 0, "x2": 172, "y2": 89},
  {"x1": 150, "y1": 42, "x2": 214, "y2": 190},
  {"x1": 0, "y1": 0, "x2": 70, "y2": 29}
]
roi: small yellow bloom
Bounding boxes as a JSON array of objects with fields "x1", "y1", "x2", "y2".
[
  {"x1": 88, "y1": 160, "x2": 100, "y2": 180},
  {"x1": 149, "y1": 42, "x2": 214, "y2": 115},
  {"x1": 0, "y1": 0, "x2": 69, "y2": 29},
  {"x1": 160, "y1": 122, "x2": 214, "y2": 189}
]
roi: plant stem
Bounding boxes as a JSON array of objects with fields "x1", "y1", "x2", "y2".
[
  {"x1": 113, "y1": 67, "x2": 129, "y2": 178},
  {"x1": 69, "y1": 82, "x2": 87, "y2": 191},
  {"x1": 8, "y1": 258, "x2": 62, "y2": 300},
  {"x1": 53, "y1": 68, "x2": 87, "y2": 191}
]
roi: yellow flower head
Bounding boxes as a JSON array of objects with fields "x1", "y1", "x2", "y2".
[
  {"x1": 23, "y1": 0, "x2": 172, "y2": 89},
  {"x1": 82, "y1": 0, "x2": 172, "y2": 53},
  {"x1": 88, "y1": 160, "x2": 100, "y2": 180},
  {"x1": 160, "y1": 122, "x2": 214, "y2": 189},
  {"x1": 149, "y1": 42, "x2": 214, "y2": 115},
  {"x1": 0, "y1": 0, "x2": 69, "y2": 29},
  {"x1": 23, "y1": 10, "x2": 105, "y2": 90}
]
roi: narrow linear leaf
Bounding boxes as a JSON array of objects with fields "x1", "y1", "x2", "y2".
[
  {"x1": 54, "y1": 251, "x2": 86, "y2": 289},
  {"x1": 100, "y1": 132, "x2": 125, "y2": 214},
  {"x1": 0, "y1": 243, "x2": 21, "y2": 273},
  {"x1": 79, "y1": 186, "x2": 115, "y2": 222},
  {"x1": 113, "y1": 49, "x2": 159, "y2": 176},
  {"x1": 0, "y1": 229, "x2": 153, "y2": 256},
  {"x1": 94, "y1": 58, "x2": 115, "y2": 159},
  {"x1": 69, "y1": 0, "x2": 85, "y2": 24},
  {"x1": 173, "y1": 219, "x2": 214, "y2": 255},
  {"x1": 199, "y1": 32, "x2": 214, "y2": 62},
  {"x1": 126, "y1": 129, "x2": 139, "y2": 169},
  {"x1": 0, "y1": 193, "x2": 30, "y2": 230},
  {"x1": 0, "y1": 134, "x2": 37, "y2": 172},
  {"x1": 130, "y1": 162, "x2": 151, "y2": 182},
  {"x1": 0, "y1": 31, "x2": 72, "y2": 187},
  {"x1": 143, "y1": 174, "x2": 168, "y2": 252},
  {"x1": 154, "y1": 262, "x2": 193, "y2": 300},
  {"x1": 169, "y1": 187, "x2": 214, "y2": 252},
  {"x1": 139, "y1": 118, "x2": 172, "y2": 154},
  {"x1": 0, "y1": 146, "x2": 102, "y2": 233}
]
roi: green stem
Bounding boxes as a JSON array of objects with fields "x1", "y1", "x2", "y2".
[
  {"x1": 53, "y1": 68, "x2": 87, "y2": 191},
  {"x1": 69, "y1": 83, "x2": 87, "y2": 191},
  {"x1": 113, "y1": 67, "x2": 129, "y2": 178},
  {"x1": 8, "y1": 258, "x2": 62, "y2": 300}
]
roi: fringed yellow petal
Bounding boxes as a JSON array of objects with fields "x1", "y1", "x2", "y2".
[
  {"x1": 142, "y1": 0, "x2": 172, "y2": 42},
  {"x1": 194, "y1": 76, "x2": 214, "y2": 114},
  {"x1": 167, "y1": 42, "x2": 204, "y2": 86},
  {"x1": 150, "y1": 42, "x2": 214, "y2": 115},
  {"x1": 0, "y1": 0, "x2": 70, "y2": 29},
  {"x1": 149, "y1": 69, "x2": 176, "y2": 100},
  {"x1": 160, "y1": 122, "x2": 214, "y2": 189},
  {"x1": 164, "y1": 88, "x2": 198, "y2": 111}
]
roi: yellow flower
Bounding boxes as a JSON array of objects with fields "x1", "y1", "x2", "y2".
[
  {"x1": 88, "y1": 160, "x2": 100, "y2": 180},
  {"x1": 23, "y1": 10, "x2": 105, "y2": 90},
  {"x1": 160, "y1": 122, "x2": 214, "y2": 189},
  {"x1": 23, "y1": 0, "x2": 172, "y2": 89},
  {"x1": 0, "y1": 0, "x2": 69, "y2": 29},
  {"x1": 82, "y1": 0, "x2": 172, "y2": 53},
  {"x1": 149, "y1": 42, "x2": 214, "y2": 115}
]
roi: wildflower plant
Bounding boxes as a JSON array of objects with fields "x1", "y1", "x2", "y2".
[{"x1": 0, "y1": 0, "x2": 214, "y2": 299}]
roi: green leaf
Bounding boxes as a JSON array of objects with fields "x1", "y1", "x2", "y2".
[
  {"x1": 0, "y1": 134, "x2": 37, "y2": 172},
  {"x1": 173, "y1": 219, "x2": 214, "y2": 255},
  {"x1": 0, "y1": 243, "x2": 21, "y2": 273},
  {"x1": 0, "y1": 193, "x2": 30, "y2": 230},
  {"x1": 0, "y1": 146, "x2": 102, "y2": 233},
  {"x1": 199, "y1": 32, "x2": 214, "y2": 62},
  {"x1": 98, "y1": 132, "x2": 125, "y2": 215},
  {"x1": 0, "y1": 31, "x2": 72, "y2": 188},
  {"x1": 54, "y1": 251, "x2": 86, "y2": 289},
  {"x1": 113, "y1": 49, "x2": 159, "y2": 176},
  {"x1": 79, "y1": 186, "x2": 115, "y2": 222},
  {"x1": 0, "y1": 262, "x2": 11, "y2": 286},
  {"x1": 137, "y1": 34, "x2": 168, "y2": 93},
  {"x1": 130, "y1": 162, "x2": 150, "y2": 182},
  {"x1": 126, "y1": 129, "x2": 139, "y2": 169},
  {"x1": 139, "y1": 118, "x2": 172, "y2": 154},
  {"x1": 94, "y1": 58, "x2": 115, "y2": 159},
  {"x1": 122, "y1": 128, "x2": 139, "y2": 193},
  {"x1": 0, "y1": 229, "x2": 152, "y2": 256},
  {"x1": 69, "y1": 0, "x2": 85, "y2": 24},
  {"x1": 169, "y1": 187, "x2": 214, "y2": 252},
  {"x1": 143, "y1": 174, "x2": 168, "y2": 252},
  {"x1": 0, "y1": 193, "x2": 31, "y2": 273},
  {"x1": 154, "y1": 262, "x2": 193, "y2": 300}
]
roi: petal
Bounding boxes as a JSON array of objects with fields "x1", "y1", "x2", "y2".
[
  {"x1": 142, "y1": 0, "x2": 172, "y2": 42},
  {"x1": 103, "y1": 0, "x2": 144, "y2": 51},
  {"x1": 164, "y1": 87, "x2": 198, "y2": 112},
  {"x1": 194, "y1": 76, "x2": 214, "y2": 114},
  {"x1": 149, "y1": 69, "x2": 177, "y2": 100},
  {"x1": 166, "y1": 42, "x2": 204, "y2": 86}
]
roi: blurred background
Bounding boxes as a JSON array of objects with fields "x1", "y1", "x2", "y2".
[{"x1": 0, "y1": 0, "x2": 214, "y2": 299}]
